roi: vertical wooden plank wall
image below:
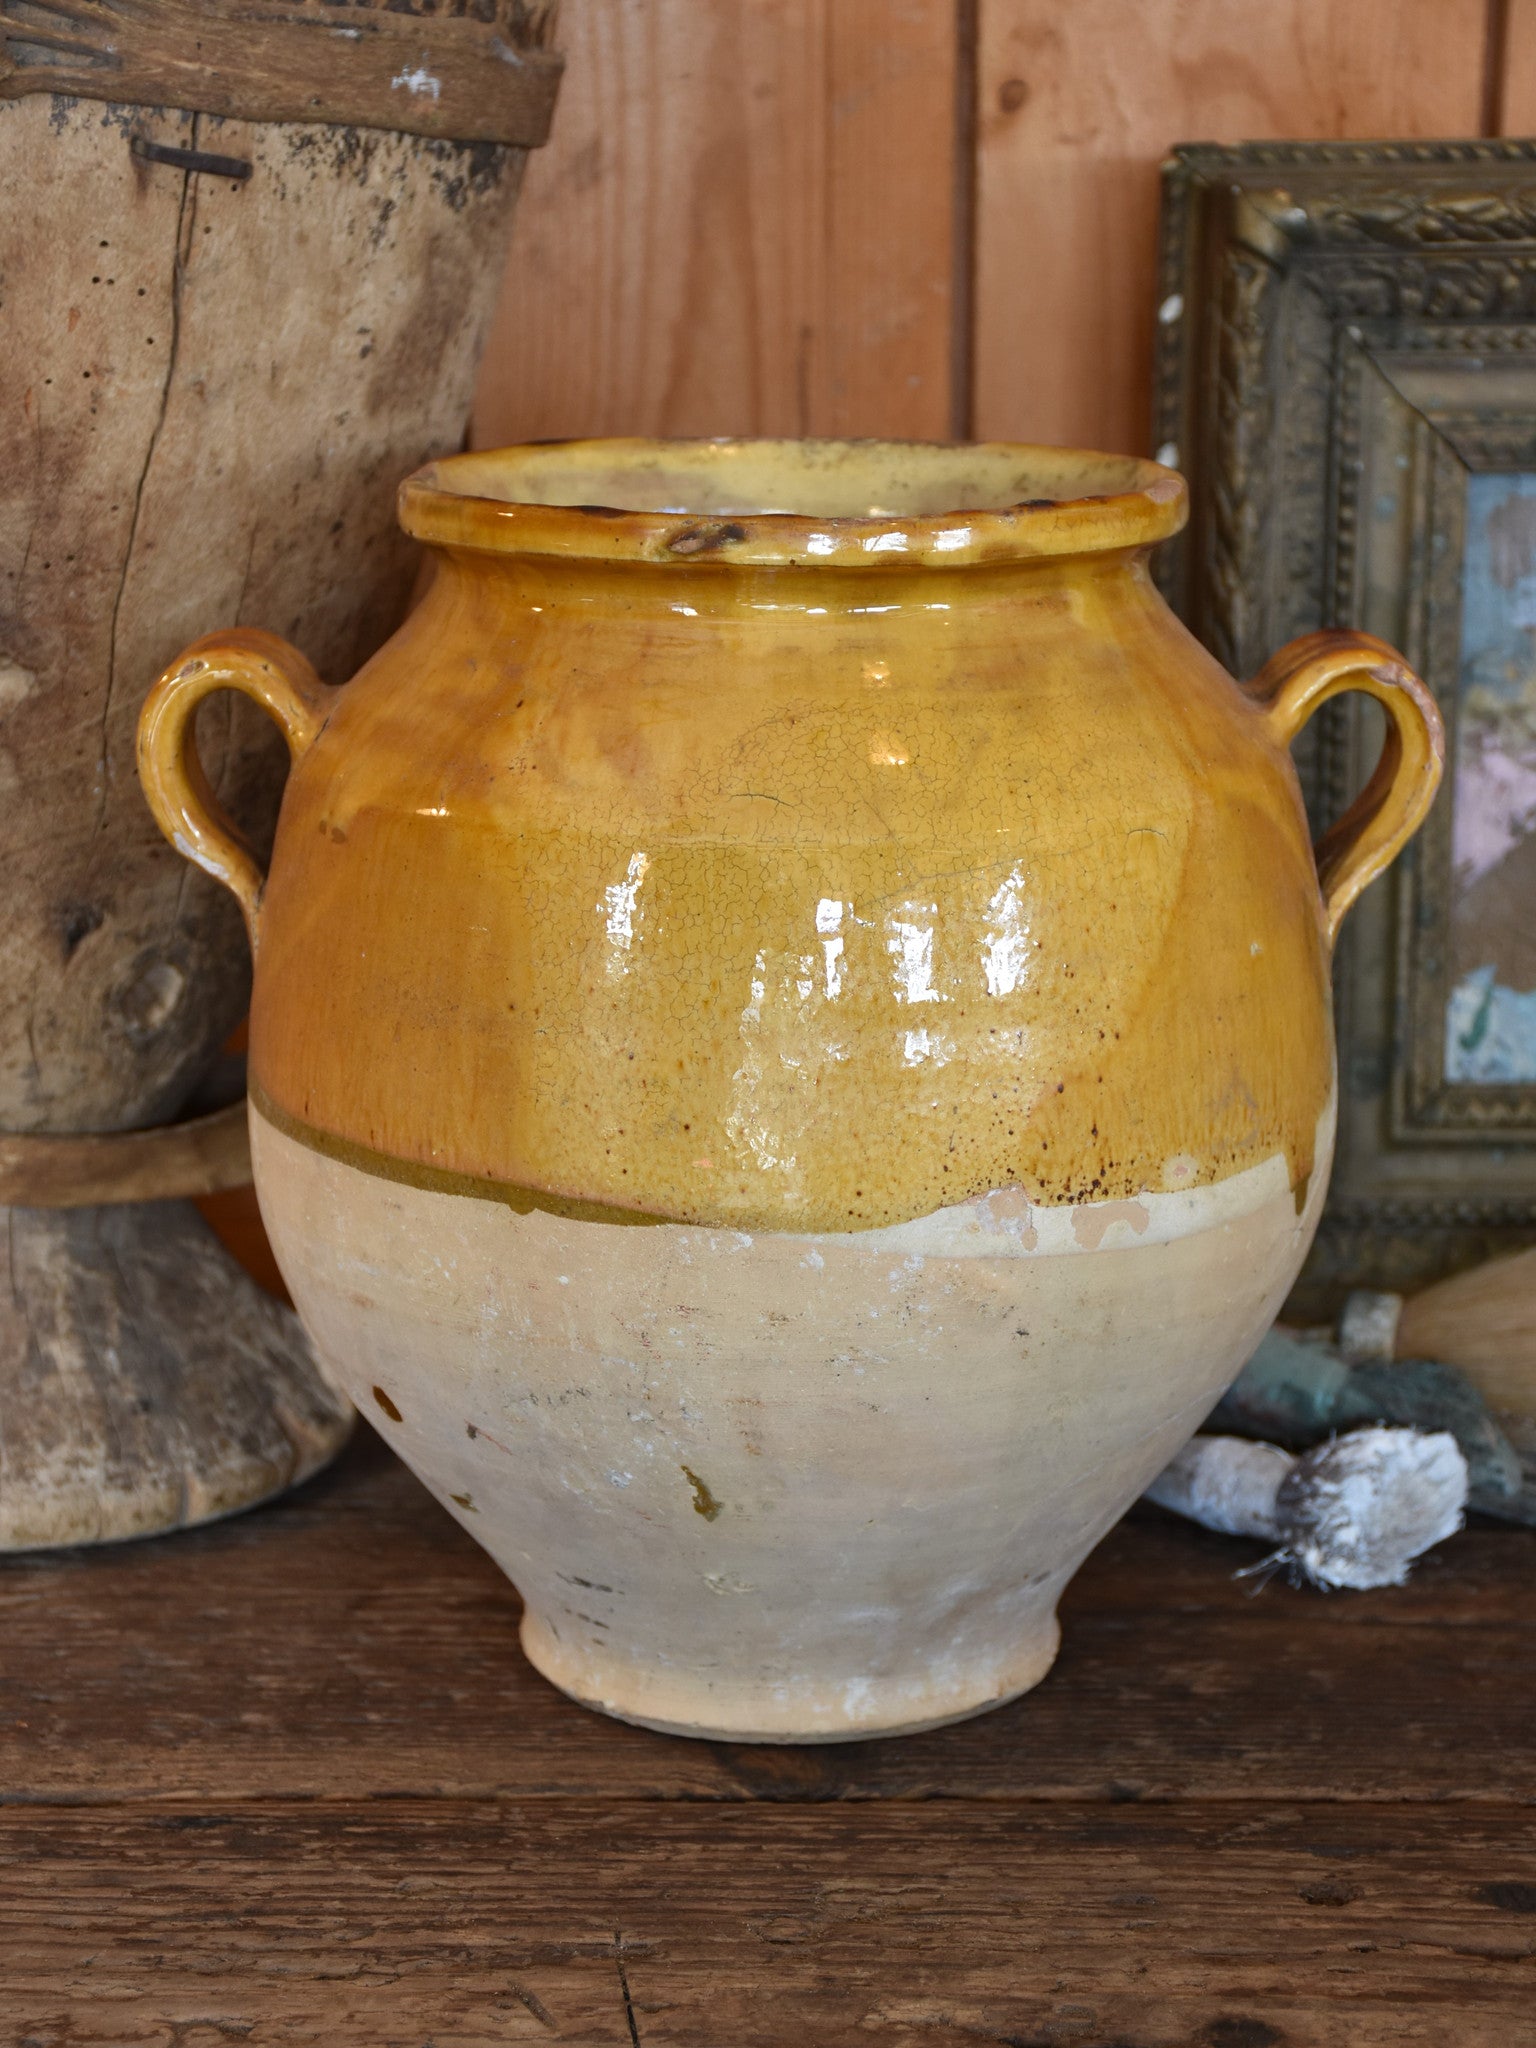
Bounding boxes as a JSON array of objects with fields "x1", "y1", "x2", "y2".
[
  {"x1": 476, "y1": 0, "x2": 1514, "y2": 461},
  {"x1": 475, "y1": 0, "x2": 962, "y2": 444},
  {"x1": 1498, "y1": 0, "x2": 1536, "y2": 127},
  {"x1": 974, "y1": 0, "x2": 1490, "y2": 452}
]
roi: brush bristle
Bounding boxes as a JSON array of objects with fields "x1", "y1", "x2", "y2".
[{"x1": 1397, "y1": 1247, "x2": 1536, "y2": 1420}]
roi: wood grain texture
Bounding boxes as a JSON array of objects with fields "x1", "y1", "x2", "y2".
[
  {"x1": 973, "y1": 0, "x2": 1491, "y2": 456},
  {"x1": 0, "y1": 1200, "x2": 350, "y2": 1550},
  {"x1": 0, "y1": 93, "x2": 529, "y2": 1135},
  {"x1": 4, "y1": 1431, "x2": 1532, "y2": 2038},
  {"x1": 0, "y1": 98, "x2": 261, "y2": 1134},
  {"x1": 1497, "y1": 0, "x2": 1536, "y2": 132},
  {"x1": 0, "y1": 0, "x2": 564, "y2": 146},
  {"x1": 0, "y1": 85, "x2": 528, "y2": 1547},
  {"x1": 474, "y1": 0, "x2": 960, "y2": 444},
  {"x1": 5, "y1": 1801, "x2": 1536, "y2": 2045},
  {"x1": 3, "y1": 1429, "x2": 1532, "y2": 1804},
  {"x1": 0, "y1": 1098, "x2": 248, "y2": 1205}
]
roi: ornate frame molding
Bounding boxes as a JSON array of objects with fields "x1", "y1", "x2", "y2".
[{"x1": 1156, "y1": 140, "x2": 1536, "y2": 1303}]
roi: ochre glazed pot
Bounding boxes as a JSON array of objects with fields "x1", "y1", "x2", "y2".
[{"x1": 138, "y1": 440, "x2": 1444, "y2": 1741}]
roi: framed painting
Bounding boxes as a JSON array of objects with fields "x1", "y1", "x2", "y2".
[{"x1": 1154, "y1": 139, "x2": 1536, "y2": 1309}]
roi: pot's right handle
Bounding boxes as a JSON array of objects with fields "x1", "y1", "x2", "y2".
[
  {"x1": 137, "y1": 627, "x2": 337, "y2": 953},
  {"x1": 1249, "y1": 628, "x2": 1445, "y2": 946}
]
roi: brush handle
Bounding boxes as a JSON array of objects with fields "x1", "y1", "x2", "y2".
[{"x1": 1144, "y1": 1436, "x2": 1291, "y2": 1539}]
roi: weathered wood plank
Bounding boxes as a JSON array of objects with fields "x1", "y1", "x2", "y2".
[
  {"x1": 4, "y1": 1800, "x2": 1534, "y2": 2045},
  {"x1": 0, "y1": 0, "x2": 564, "y2": 147},
  {"x1": 474, "y1": 0, "x2": 961, "y2": 444},
  {"x1": 1497, "y1": 0, "x2": 1536, "y2": 133},
  {"x1": 973, "y1": 0, "x2": 1490, "y2": 455},
  {"x1": 3, "y1": 1431, "x2": 1531, "y2": 1804}
]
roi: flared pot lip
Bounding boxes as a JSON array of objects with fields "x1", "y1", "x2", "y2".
[{"x1": 397, "y1": 436, "x2": 1188, "y2": 569}]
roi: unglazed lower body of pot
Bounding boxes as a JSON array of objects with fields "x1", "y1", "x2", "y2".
[{"x1": 251, "y1": 1101, "x2": 1333, "y2": 1743}]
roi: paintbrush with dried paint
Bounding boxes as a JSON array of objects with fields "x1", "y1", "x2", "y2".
[
  {"x1": 1144, "y1": 1427, "x2": 1468, "y2": 1589},
  {"x1": 1208, "y1": 1324, "x2": 1528, "y2": 1521}
]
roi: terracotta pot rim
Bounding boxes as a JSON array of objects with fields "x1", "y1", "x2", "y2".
[{"x1": 398, "y1": 436, "x2": 1187, "y2": 568}]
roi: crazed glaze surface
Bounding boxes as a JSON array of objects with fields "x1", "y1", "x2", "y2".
[
  {"x1": 250, "y1": 442, "x2": 1336, "y2": 1231},
  {"x1": 138, "y1": 437, "x2": 1445, "y2": 1740}
]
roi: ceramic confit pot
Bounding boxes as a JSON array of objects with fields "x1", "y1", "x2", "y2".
[{"x1": 137, "y1": 439, "x2": 1444, "y2": 1741}]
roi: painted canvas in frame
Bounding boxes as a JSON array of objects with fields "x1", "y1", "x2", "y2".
[
  {"x1": 1446, "y1": 473, "x2": 1536, "y2": 1087},
  {"x1": 1155, "y1": 139, "x2": 1536, "y2": 1311}
]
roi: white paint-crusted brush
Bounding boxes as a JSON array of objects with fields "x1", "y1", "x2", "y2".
[{"x1": 1144, "y1": 1427, "x2": 1468, "y2": 1589}]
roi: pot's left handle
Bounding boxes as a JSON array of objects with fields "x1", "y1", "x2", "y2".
[
  {"x1": 1249, "y1": 628, "x2": 1445, "y2": 946},
  {"x1": 137, "y1": 628, "x2": 336, "y2": 953}
]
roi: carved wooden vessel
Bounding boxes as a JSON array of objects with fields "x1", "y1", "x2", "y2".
[{"x1": 0, "y1": 0, "x2": 561, "y2": 1546}]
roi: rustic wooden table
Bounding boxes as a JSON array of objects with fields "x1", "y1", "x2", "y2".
[{"x1": 4, "y1": 1425, "x2": 1533, "y2": 2045}]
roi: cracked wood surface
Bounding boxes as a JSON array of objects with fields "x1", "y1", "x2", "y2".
[
  {"x1": 0, "y1": 92, "x2": 530, "y2": 1134},
  {"x1": 5, "y1": 1802, "x2": 1536, "y2": 2045},
  {"x1": 0, "y1": 81, "x2": 539, "y2": 1547},
  {"x1": 2, "y1": 1428, "x2": 1533, "y2": 2042}
]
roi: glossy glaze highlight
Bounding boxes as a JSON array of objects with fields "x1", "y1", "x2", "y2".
[
  {"x1": 246, "y1": 511, "x2": 1335, "y2": 1230},
  {"x1": 138, "y1": 437, "x2": 1443, "y2": 1741}
]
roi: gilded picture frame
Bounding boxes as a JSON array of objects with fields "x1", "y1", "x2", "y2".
[{"x1": 1154, "y1": 139, "x2": 1536, "y2": 1310}]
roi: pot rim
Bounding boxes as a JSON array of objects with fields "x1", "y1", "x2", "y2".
[{"x1": 397, "y1": 436, "x2": 1187, "y2": 569}]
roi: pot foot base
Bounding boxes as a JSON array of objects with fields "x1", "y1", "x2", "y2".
[
  {"x1": 0, "y1": 1197, "x2": 353, "y2": 1550},
  {"x1": 519, "y1": 1609, "x2": 1063, "y2": 1744}
]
